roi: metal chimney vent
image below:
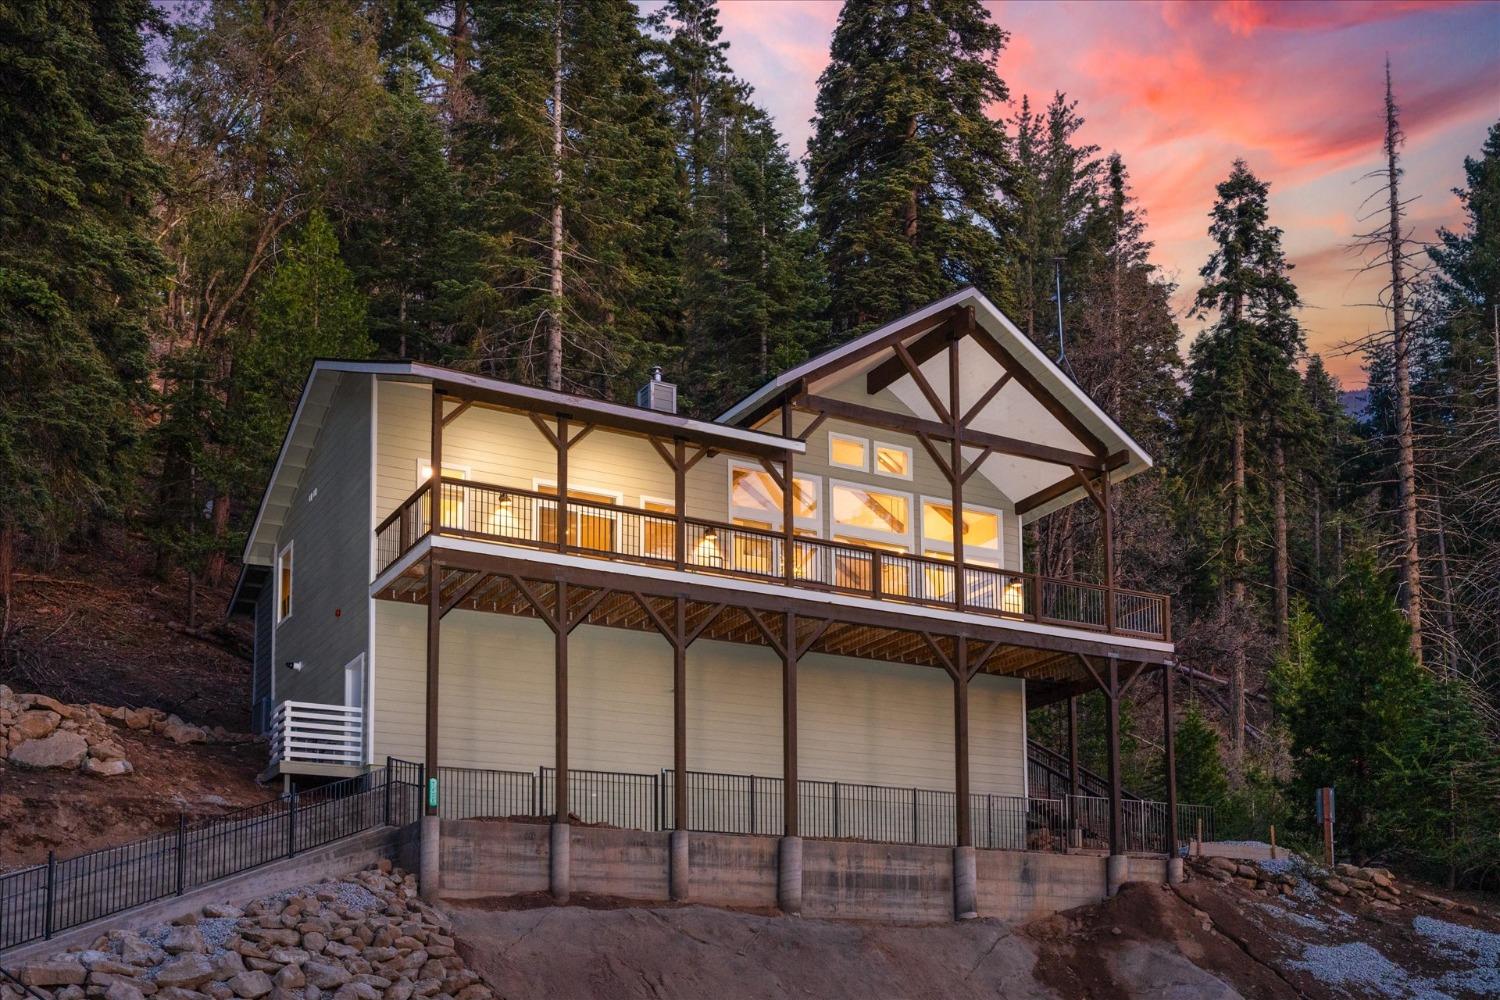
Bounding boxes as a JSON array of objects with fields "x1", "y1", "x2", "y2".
[{"x1": 637, "y1": 366, "x2": 677, "y2": 413}]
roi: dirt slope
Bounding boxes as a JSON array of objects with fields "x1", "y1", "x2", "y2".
[
  {"x1": 1, "y1": 552, "x2": 268, "y2": 868},
  {"x1": 446, "y1": 874, "x2": 1499, "y2": 1000}
]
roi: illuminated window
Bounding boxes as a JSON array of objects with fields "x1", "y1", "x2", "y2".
[
  {"x1": 728, "y1": 463, "x2": 820, "y2": 532},
  {"x1": 830, "y1": 481, "x2": 912, "y2": 565},
  {"x1": 537, "y1": 483, "x2": 620, "y2": 551},
  {"x1": 641, "y1": 498, "x2": 675, "y2": 560},
  {"x1": 921, "y1": 499, "x2": 1002, "y2": 563},
  {"x1": 828, "y1": 433, "x2": 868, "y2": 472},
  {"x1": 416, "y1": 460, "x2": 469, "y2": 530},
  {"x1": 873, "y1": 442, "x2": 912, "y2": 480},
  {"x1": 276, "y1": 544, "x2": 294, "y2": 623}
]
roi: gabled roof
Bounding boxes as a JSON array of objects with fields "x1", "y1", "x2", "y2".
[
  {"x1": 237, "y1": 360, "x2": 804, "y2": 570},
  {"x1": 718, "y1": 287, "x2": 1153, "y2": 521}
]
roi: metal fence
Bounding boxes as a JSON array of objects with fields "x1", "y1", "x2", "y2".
[
  {"x1": 433, "y1": 763, "x2": 1073, "y2": 853},
  {"x1": 0, "y1": 760, "x2": 423, "y2": 953}
]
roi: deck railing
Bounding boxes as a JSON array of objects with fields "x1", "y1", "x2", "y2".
[
  {"x1": 376, "y1": 479, "x2": 1172, "y2": 641},
  {"x1": 269, "y1": 701, "x2": 364, "y2": 768}
]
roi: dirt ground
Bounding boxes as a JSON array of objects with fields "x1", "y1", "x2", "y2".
[
  {"x1": 446, "y1": 874, "x2": 1500, "y2": 1000},
  {"x1": 1, "y1": 550, "x2": 269, "y2": 868}
]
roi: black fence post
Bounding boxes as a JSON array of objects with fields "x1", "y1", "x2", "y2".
[
  {"x1": 833, "y1": 782, "x2": 841, "y2": 839},
  {"x1": 748, "y1": 776, "x2": 757, "y2": 836},
  {"x1": 176, "y1": 814, "x2": 187, "y2": 896},
  {"x1": 653, "y1": 773, "x2": 662, "y2": 832},
  {"x1": 43, "y1": 851, "x2": 56, "y2": 940},
  {"x1": 286, "y1": 790, "x2": 297, "y2": 858},
  {"x1": 911, "y1": 788, "x2": 919, "y2": 844},
  {"x1": 384, "y1": 757, "x2": 394, "y2": 827}
]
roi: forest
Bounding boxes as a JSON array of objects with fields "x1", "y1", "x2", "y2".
[{"x1": 1, "y1": 0, "x2": 1496, "y2": 888}]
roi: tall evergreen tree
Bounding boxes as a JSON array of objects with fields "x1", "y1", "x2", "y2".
[
  {"x1": 0, "y1": 0, "x2": 165, "y2": 641},
  {"x1": 458, "y1": 0, "x2": 682, "y2": 397},
  {"x1": 1182, "y1": 161, "x2": 1301, "y2": 765},
  {"x1": 806, "y1": 0, "x2": 1012, "y2": 335}
]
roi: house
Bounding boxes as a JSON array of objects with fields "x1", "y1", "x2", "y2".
[{"x1": 229, "y1": 287, "x2": 1186, "y2": 918}]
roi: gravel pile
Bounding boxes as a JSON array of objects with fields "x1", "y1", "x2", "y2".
[{"x1": 1413, "y1": 916, "x2": 1500, "y2": 997}]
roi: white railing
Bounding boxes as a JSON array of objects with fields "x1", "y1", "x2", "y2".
[{"x1": 269, "y1": 700, "x2": 364, "y2": 767}]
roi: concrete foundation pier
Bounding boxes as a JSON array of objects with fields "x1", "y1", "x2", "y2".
[
  {"x1": 1106, "y1": 854, "x2": 1128, "y2": 897},
  {"x1": 1167, "y1": 857, "x2": 1184, "y2": 885},
  {"x1": 669, "y1": 829, "x2": 690, "y2": 901},
  {"x1": 419, "y1": 814, "x2": 440, "y2": 901},
  {"x1": 777, "y1": 836, "x2": 803, "y2": 915},
  {"x1": 550, "y1": 822, "x2": 571, "y2": 903},
  {"x1": 953, "y1": 845, "x2": 978, "y2": 920}
]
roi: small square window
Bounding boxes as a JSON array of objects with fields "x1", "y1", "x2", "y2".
[
  {"x1": 874, "y1": 442, "x2": 912, "y2": 480},
  {"x1": 828, "y1": 433, "x2": 868, "y2": 471}
]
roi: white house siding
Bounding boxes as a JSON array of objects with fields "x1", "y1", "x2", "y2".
[
  {"x1": 372, "y1": 601, "x2": 1025, "y2": 797},
  {"x1": 269, "y1": 372, "x2": 372, "y2": 710},
  {"x1": 375, "y1": 376, "x2": 1019, "y2": 573}
]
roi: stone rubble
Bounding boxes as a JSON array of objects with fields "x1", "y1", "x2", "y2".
[
  {"x1": 2, "y1": 863, "x2": 491, "y2": 1000},
  {"x1": 0, "y1": 685, "x2": 258, "y2": 777},
  {"x1": 1187, "y1": 854, "x2": 1483, "y2": 917}
]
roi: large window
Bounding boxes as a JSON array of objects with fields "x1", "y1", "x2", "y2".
[
  {"x1": 640, "y1": 498, "x2": 676, "y2": 560},
  {"x1": 921, "y1": 499, "x2": 1002, "y2": 565},
  {"x1": 276, "y1": 544, "x2": 294, "y2": 623},
  {"x1": 537, "y1": 482, "x2": 622, "y2": 551},
  {"x1": 728, "y1": 463, "x2": 820, "y2": 533},
  {"x1": 831, "y1": 481, "x2": 913, "y2": 548}
]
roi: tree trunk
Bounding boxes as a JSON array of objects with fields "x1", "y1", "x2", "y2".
[
  {"x1": 205, "y1": 494, "x2": 230, "y2": 587},
  {"x1": 1230, "y1": 416, "x2": 1247, "y2": 766},
  {"x1": 448, "y1": 0, "x2": 473, "y2": 125},
  {"x1": 0, "y1": 519, "x2": 13, "y2": 652},
  {"x1": 1271, "y1": 437, "x2": 1289, "y2": 649},
  {"x1": 1385, "y1": 62, "x2": 1423, "y2": 666},
  {"x1": 546, "y1": 2, "x2": 564, "y2": 392}
]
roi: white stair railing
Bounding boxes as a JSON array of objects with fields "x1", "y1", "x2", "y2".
[{"x1": 270, "y1": 700, "x2": 364, "y2": 767}]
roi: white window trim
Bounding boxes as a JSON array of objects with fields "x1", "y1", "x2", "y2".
[
  {"x1": 872, "y1": 441, "x2": 914, "y2": 481},
  {"x1": 829, "y1": 478, "x2": 915, "y2": 549},
  {"x1": 827, "y1": 431, "x2": 869, "y2": 472},
  {"x1": 275, "y1": 541, "x2": 294, "y2": 626},
  {"x1": 415, "y1": 458, "x2": 472, "y2": 485},
  {"x1": 919, "y1": 495, "x2": 1004, "y2": 566},
  {"x1": 727, "y1": 460, "x2": 822, "y2": 535}
]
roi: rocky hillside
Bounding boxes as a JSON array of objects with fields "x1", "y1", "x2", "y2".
[{"x1": 0, "y1": 554, "x2": 270, "y2": 869}]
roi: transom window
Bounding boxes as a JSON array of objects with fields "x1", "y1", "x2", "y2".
[
  {"x1": 828, "y1": 432, "x2": 868, "y2": 472},
  {"x1": 873, "y1": 442, "x2": 912, "y2": 480}
]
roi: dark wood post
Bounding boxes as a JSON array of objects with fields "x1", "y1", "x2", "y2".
[
  {"x1": 1106, "y1": 656, "x2": 1122, "y2": 856},
  {"x1": 556, "y1": 415, "x2": 569, "y2": 552},
  {"x1": 782, "y1": 403, "x2": 795, "y2": 585},
  {"x1": 1067, "y1": 695, "x2": 1080, "y2": 797},
  {"x1": 1102, "y1": 471, "x2": 1115, "y2": 631},
  {"x1": 425, "y1": 554, "x2": 440, "y2": 815},
  {"x1": 430, "y1": 389, "x2": 444, "y2": 530},
  {"x1": 949, "y1": 333, "x2": 966, "y2": 610},
  {"x1": 554, "y1": 580, "x2": 569, "y2": 822},
  {"x1": 953, "y1": 640, "x2": 972, "y2": 847},
  {"x1": 1163, "y1": 663, "x2": 1178, "y2": 855},
  {"x1": 782, "y1": 611, "x2": 798, "y2": 837},
  {"x1": 673, "y1": 597, "x2": 688, "y2": 829},
  {"x1": 673, "y1": 439, "x2": 686, "y2": 570}
]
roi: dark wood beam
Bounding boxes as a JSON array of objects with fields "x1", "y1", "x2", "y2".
[
  {"x1": 865, "y1": 320, "x2": 956, "y2": 396},
  {"x1": 965, "y1": 327, "x2": 1109, "y2": 457},
  {"x1": 1014, "y1": 453, "x2": 1131, "y2": 516},
  {"x1": 793, "y1": 393, "x2": 1106, "y2": 471}
]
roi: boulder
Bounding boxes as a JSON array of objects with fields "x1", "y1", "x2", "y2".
[
  {"x1": 227, "y1": 972, "x2": 274, "y2": 1000},
  {"x1": 1321, "y1": 877, "x2": 1351, "y2": 896},
  {"x1": 123, "y1": 709, "x2": 155, "y2": 731},
  {"x1": 19, "y1": 959, "x2": 87, "y2": 987},
  {"x1": 304, "y1": 964, "x2": 352, "y2": 991},
  {"x1": 203, "y1": 904, "x2": 243, "y2": 919},
  {"x1": 204, "y1": 985, "x2": 234, "y2": 1000},
  {"x1": 11, "y1": 730, "x2": 89, "y2": 770},
  {"x1": 83, "y1": 757, "x2": 134, "y2": 777},
  {"x1": 162, "y1": 717, "x2": 207, "y2": 745},
  {"x1": 12, "y1": 710, "x2": 61, "y2": 741},
  {"x1": 162, "y1": 926, "x2": 206, "y2": 955},
  {"x1": 89, "y1": 740, "x2": 128, "y2": 761},
  {"x1": 22, "y1": 693, "x2": 74, "y2": 718},
  {"x1": 104, "y1": 981, "x2": 148, "y2": 1000},
  {"x1": 155, "y1": 989, "x2": 211, "y2": 1000},
  {"x1": 272, "y1": 968, "x2": 305, "y2": 991},
  {"x1": 155, "y1": 956, "x2": 217, "y2": 990}
]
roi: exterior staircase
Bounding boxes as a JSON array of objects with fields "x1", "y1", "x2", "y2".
[{"x1": 1026, "y1": 739, "x2": 1141, "y2": 801}]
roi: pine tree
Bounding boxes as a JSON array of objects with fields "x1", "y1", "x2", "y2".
[
  {"x1": 0, "y1": 0, "x2": 165, "y2": 641},
  {"x1": 1182, "y1": 161, "x2": 1301, "y2": 765},
  {"x1": 1173, "y1": 703, "x2": 1231, "y2": 815},
  {"x1": 806, "y1": 0, "x2": 1012, "y2": 335},
  {"x1": 459, "y1": 0, "x2": 682, "y2": 396}
]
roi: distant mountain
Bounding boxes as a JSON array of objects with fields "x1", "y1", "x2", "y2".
[{"x1": 1340, "y1": 389, "x2": 1370, "y2": 421}]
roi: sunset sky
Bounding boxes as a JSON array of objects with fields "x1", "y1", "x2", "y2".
[{"x1": 695, "y1": 0, "x2": 1500, "y2": 388}]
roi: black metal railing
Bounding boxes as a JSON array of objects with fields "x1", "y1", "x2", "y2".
[
  {"x1": 1024, "y1": 739, "x2": 1140, "y2": 802},
  {"x1": 374, "y1": 479, "x2": 1172, "y2": 641},
  {"x1": 0, "y1": 759, "x2": 423, "y2": 954}
]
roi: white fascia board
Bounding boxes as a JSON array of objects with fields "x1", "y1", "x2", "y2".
[{"x1": 406, "y1": 536, "x2": 1174, "y2": 658}]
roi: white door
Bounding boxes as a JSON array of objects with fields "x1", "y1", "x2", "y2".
[{"x1": 343, "y1": 654, "x2": 366, "y2": 709}]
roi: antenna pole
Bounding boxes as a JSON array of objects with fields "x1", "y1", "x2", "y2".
[{"x1": 1053, "y1": 257, "x2": 1067, "y2": 369}]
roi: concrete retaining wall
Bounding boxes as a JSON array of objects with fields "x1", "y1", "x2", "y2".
[{"x1": 437, "y1": 820, "x2": 1168, "y2": 923}]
